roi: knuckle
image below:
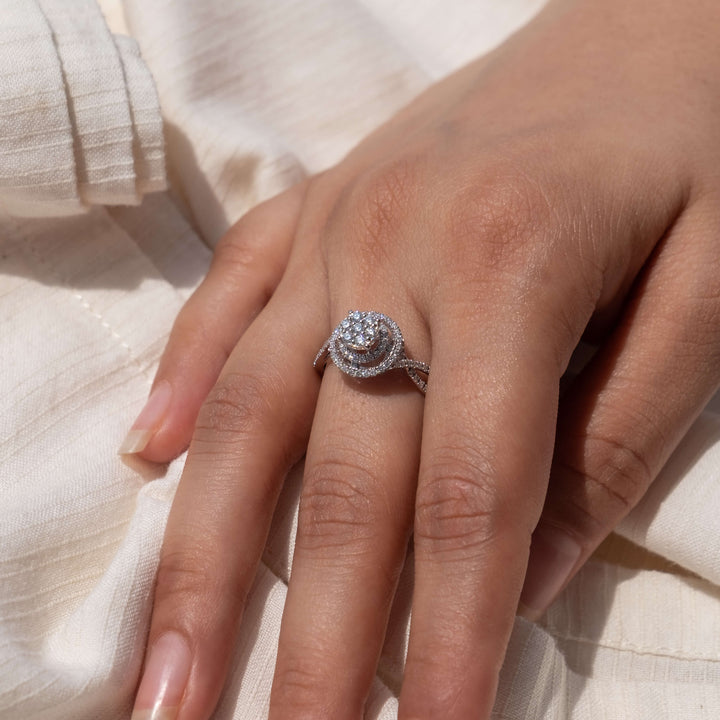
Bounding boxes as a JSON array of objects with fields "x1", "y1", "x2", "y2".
[
  {"x1": 193, "y1": 371, "x2": 279, "y2": 449},
  {"x1": 415, "y1": 442, "x2": 511, "y2": 561},
  {"x1": 271, "y1": 664, "x2": 318, "y2": 714},
  {"x1": 340, "y1": 156, "x2": 422, "y2": 267},
  {"x1": 213, "y1": 220, "x2": 264, "y2": 274},
  {"x1": 153, "y1": 547, "x2": 225, "y2": 614},
  {"x1": 298, "y1": 450, "x2": 381, "y2": 559},
  {"x1": 212, "y1": 224, "x2": 278, "y2": 302},
  {"x1": 583, "y1": 430, "x2": 652, "y2": 508},
  {"x1": 403, "y1": 655, "x2": 474, "y2": 715},
  {"x1": 443, "y1": 164, "x2": 555, "y2": 277},
  {"x1": 555, "y1": 430, "x2": 653, "y2": 527},
  {"x1": 213, "y1": 213, "x2": 289, "y2": 294},
  {"x1": 272, "y1": 648, "x2": 339, "y2": 715},
  {"x1": 663, "y1": 292, "x2": 720, "y2": 361}
]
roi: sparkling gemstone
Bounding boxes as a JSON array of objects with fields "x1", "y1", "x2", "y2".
[{"x1": 336, "y1": 310, "x2": 385, "y2": 352}]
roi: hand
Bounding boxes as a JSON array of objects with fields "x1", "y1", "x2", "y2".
[{"x1": 127, "y1": 0, "x2": 720, "y2": 717}]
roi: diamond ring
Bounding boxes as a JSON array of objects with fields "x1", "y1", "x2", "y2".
[{"x1": 314, "y1": 310, "x2": 429, "y2": 394}]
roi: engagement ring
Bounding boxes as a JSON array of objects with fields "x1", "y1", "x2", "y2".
[{"x1": 314, "y1": 310, "x2": 429, "y2": 394}]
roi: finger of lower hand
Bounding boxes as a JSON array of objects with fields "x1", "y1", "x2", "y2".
[
  {"x1": 269, "y1": 353, "x2": 424, "y2": 719},
  {"x1": 131, "y1": 267, "x2": 325, "y2": 720},
  {"x1": 122, "y1": 184, "x2": 306, "y2": 463},
  {"x1": 520, "y1": 199, "x2": 720, "y2": 620},
  {"x1": 399, "y1": 310, "x2": 558, "y2": 720}
]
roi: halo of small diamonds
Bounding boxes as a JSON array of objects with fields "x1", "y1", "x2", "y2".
[
  {"x1": 329, "y1": 311, "x2": 404, "y2": 378},
  {"x1": 314, "y1": 310, "x2": 429, "y2": 393}
]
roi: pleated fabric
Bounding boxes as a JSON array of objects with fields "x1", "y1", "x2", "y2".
[
  {"x1": 1, "y1": 1, "x2": 719, "y2": 718},
  {"x1": 0, "y1": 0, "x2": 164, "y2": 217}
]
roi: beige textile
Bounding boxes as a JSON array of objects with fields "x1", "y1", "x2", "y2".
[
  {"x1": 1, "y1": 1, "x2": 719, "y2": 719},
  {"x1": 0, "y1": 0, "x2": 165, "y2": 217}
]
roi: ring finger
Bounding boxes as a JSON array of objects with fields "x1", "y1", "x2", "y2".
[{"x1": 269, "y1": 308, "x2": 428, "y2": 718}]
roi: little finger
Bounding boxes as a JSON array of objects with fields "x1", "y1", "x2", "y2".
[
  {"x1": 520, "y1": 197, "x2": 720, "y2": 619},
  {"x1": 400, "y1": 306, "x2": 559, "y2": 720}
]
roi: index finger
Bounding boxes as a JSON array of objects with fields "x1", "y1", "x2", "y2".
[
  {"x1": 399, "y1": 303, "x2": 562, "y2": 718},
  {"x1": 131, "y1": 250, "x2": 327, "y2": 720}
]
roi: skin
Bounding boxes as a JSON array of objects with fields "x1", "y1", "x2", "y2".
[{"x1": 133, "y1": 0, "x2": 720, "y2": 717}]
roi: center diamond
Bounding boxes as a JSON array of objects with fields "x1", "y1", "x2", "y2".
[{"x1": 341, "y1": 311, "x2": 380, "y2": 352}]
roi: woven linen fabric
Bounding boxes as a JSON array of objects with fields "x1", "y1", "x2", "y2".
[
  {"x1": 0, "y1": 0, "x2": 165, "y2": 217},
  {"x1": 1, "y1": 1, "x2": 720, "y2": 719}
]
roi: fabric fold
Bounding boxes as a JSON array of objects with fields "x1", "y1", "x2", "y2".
[
  {"x1": 0, "y1": 0, "x2": 80, "y2": 216},
  {"x1": 0, "y1": 0, "x2": 165, "y2": 218},
  {"x1": 113, "y1": 35, "x2": 166, "y2": 198},
  {"x1": 2, "y1": 1, "x2": 720, "y2": 718},
  {"x1": 618, "y1": 411, "x2": 720, "y2": 586}
]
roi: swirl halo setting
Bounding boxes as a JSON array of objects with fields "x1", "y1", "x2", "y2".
[{"x1": 314, "y1": 310, "x2": 429, "y2": 393}]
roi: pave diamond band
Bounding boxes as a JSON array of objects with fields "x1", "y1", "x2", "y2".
[{"x1": 314, "y1": 310, "x2": 429, "y2": 394}]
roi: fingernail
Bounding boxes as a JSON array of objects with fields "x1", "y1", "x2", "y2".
[
  {"x1": 131, "y1": 631, "x2": 192, "y2": 720},
  {"x1": 119, "y1": 381, "x2": 172, "y2": 454},
  {"x1": 518, "y1": 525, "x2": 582, "y2": 621}
]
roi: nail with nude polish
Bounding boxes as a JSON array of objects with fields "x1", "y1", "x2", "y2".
[
  {"x1": 119, "y1": 380, "x2": 172, "y2": 454},
  {"x1": 131, "y1": 631, "x2": 192, "y2": 720},
  {"x1": 518, "y1": 524, "x2": 582, "y2": 621}
]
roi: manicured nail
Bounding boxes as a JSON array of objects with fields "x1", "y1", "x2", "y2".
[
  {"x1": 518, "y1": 524, "x2": 582, "y2": 621},
  {"x1": 119, "y1": 381, "x2": 172, "y2": 454},
  {"x1": 131, "y1": 631, "x2": 192, "y2": 720}
]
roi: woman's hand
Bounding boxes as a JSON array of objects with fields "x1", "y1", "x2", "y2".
[{"x1": 128, "y1": 0, "x2": 720, "y2": 717}]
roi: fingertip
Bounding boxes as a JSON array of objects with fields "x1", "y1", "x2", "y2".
[
  {"x1": 519, "y1": 523, "x2": 583, "y2": 620},
  {"x1": 120, "y1": 380, "x2": 172, "y2": 453},
  {"x1": 135, "y1": 427, "x2": 190, "y2": 465},
  {"x1": 132, "y1": 631, "x2": 192, "y2": 720},
  {"x1": 119, "y1": 428, "x2": 155, "y2": 456},
  {"x1": 516, "y1": 601, "x2": 542, "y2": 622},
  {"x1": 120, "y1": 380, "x2": 191, "y2": 464}
]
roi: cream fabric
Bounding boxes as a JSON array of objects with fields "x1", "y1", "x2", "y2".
[
  {"x1": 0, "y1": 0, "x2": 164, "y2": 217},
  {"x1": 1, "y1": 1, "x2": 719, "y2": 719}
]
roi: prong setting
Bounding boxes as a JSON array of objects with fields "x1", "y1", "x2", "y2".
[{"x1": 314, "y1": 311, "x2": 429, "y2": 393}]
